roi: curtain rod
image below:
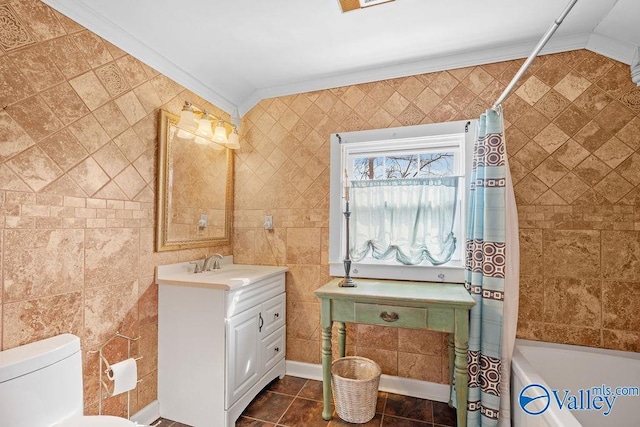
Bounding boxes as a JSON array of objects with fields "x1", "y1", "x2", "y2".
[{"x1": 492, "y1": 0, "x2": 579, "y2": 109}]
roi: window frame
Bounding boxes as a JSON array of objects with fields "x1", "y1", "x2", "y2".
[{"x1": 329, "y1": 119, "x2": 477, "y2": 284}]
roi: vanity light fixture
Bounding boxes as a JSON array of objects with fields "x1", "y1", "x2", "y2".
[{"x1": 175, "y1": 101, "x2": 240, "y2": 149}]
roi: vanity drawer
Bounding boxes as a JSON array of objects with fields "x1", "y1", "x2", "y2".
[
  {"x1": 354, "y1": 303, "x2": 427, "y2": 328},
  {"x1": 262, "y1": 293, "x2": 286, "y2": 336},
  {"x1": 262, "y1": 326, "x2": 285, "y2": 373}
]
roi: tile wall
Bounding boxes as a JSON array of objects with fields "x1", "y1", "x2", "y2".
[
  {"x1": 234, "y1": 49, "x2": 640, "y2": 382},
  {"x1": 0, "y1": 0, "x2": 231, "y2": 417}
]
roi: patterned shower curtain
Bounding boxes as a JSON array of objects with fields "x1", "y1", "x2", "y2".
[{"x1": 465, "y1": 108, "x2": 519, "y2": 426}]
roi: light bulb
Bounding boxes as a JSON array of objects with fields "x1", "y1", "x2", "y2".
[
  {"x1": 195, "y1": 114, "x2": 213, "y2": 138},
  {"x1": 226, "y1": 127, "x2": 240, "y2": 149},
  {"x1": 177, "y1": 103, "x2": 196, "y2": 132},
  {"x1": 212, "y1": 120, "x2": 228, "y2": 144}
]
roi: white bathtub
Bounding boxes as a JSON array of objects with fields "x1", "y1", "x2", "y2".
[{"x1": 511, "y1": 339, "x2": 640, "y2": 427}]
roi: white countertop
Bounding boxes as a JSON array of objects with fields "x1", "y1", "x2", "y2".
[{"x1": 155, "y1": 258, "x2": 288, "y2": 291}]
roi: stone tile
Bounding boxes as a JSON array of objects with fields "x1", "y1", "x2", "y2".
[
  {"x1": 286, "y1": 227, "x2": 321, "y2": 264},
  {"x1": 413, "y1": 87, "x2": 442, "y2": 116},
  {"x1": 534, "y1": 89, "x2": 569, "y2": 119},
  {"x1": 518, "y1": 276, "x2": 543, "y2": 324},
  {"x1": 382, "y1": 92, "x2": 410, "y2": 117},
  {"x1": 542, "y1": 324, "x2": 601, "y2": 348},
  {"x1": 113, "y1": 128, "x2": 146, "y2": 162},
  {"x1": 532, "y1": 157, "x2": 568, "y2": 187},
  {"x1": 93, "y1": 142, "x2": 129, "y2": 178},
  {"x1": 93, "y1": 101, "x2": 130, "y2": 139},
  {"x1": 397, "y1": 329, "x2": 443, "y2": 355},
  {"x1": 72, "y1": 30, "x2": 113, "y2": 67},
  {"x1": 266, "y1": 375, "x2": 307, "y2": 396},
  {"x1": 287, "y1": 301, "x2": 319, "y2": 340},
  {"x1": 9, "y1": 0, "x2": 64, "y2": 42},
  {"x1": 67, "y1": 157, "x2": 110, "y2": 196},
  {"x1": 616, "y1": 153, "x2": 640, "y2": 186},
  {"x1": 519, "y1": 229, "x2": 542, "y2": 276},
  {"x1": 133, "y1": 81, "x2": 163, "y2": 114},
  {"x1": 67, "y1": 114, "x2": 111, "y2": 154},
  {"x1": 6, "y1": 145, "x2": 62, "y2": 191},
  {"x1": 553, "y1": 139, "x2": 589, "y2": 170},
  {"x1": 355, "y1": 347, "x2": 397, "y2": 376},
  {"x1": 616, "y1": 116, "x2": 640, "y2": 151},
  {"x1": 357, "y1": 325, "x2": 398, "y2": 351},
  {"x1": 442, "y1": 85, "x2": 475, "y2": 112},
  {"x1": 461, "y1": 66, "x2": 494, "y2": 95},
  {"x1": 242, "y1": 391, "x2": 294, "y2": 423},
  {"x1": 137, "y1": 322, "x2": 157, "y2": 378},
  {"x1": 542, "y1": 229, "x2": 600, "y2": 278},
  {"x1": 573, "y1": 155, "x2": 611, "y2": 187},
  {"x1": 552, "y1": 172, "x2": 590, "y2": 204},
  {"x1": 69, "y1": 71, "x2": 111, "y2": 111},
  {"x1": 2, "y1": 291, "x2": 83, "y2": 349},
  {"x1": 573, "y1": 120, "x2": 612, "y2": 153},
  {"x1": 384, "y1": 393, "x2": 433, "y2": 423},
  {"x1": 596, "y1": 63, "x2": 636, "y2": 98},
  {"x1": 132, "y1": 148, "x2": 154, "y2": 185},
  {"x1": 9, "y1": 42, "x2": 64, "y2": 91},
  {"x1": 287, "y1": 338, "x2": 320, "y2": 364},
  {"x1": 40, "y1": 82, "x2": 90, "y2": 125},
  {"x1": 554, "y1": 72, "x2": 591, "y2": 101},
  {"x1": 593, "y1": 171, "x2": 633, "y2": 203},
  {"x1": 6, "y1": 95, "x2": 63, "y2": 141},
  {"x1": 279, "y1": 397, "x2": 329, "y2": 427},
  {"x1": 573, "y1": 85, "x2": 612, "y2": 117},
  {"x1": 114, "y1": 164, "x2": 146, "y2": 199},
  {"x1": 602, "y1": 281, "x2": 640, "y2": 332},
  {"x1": 84, "y1": 228, "x2": 139, "y2": 288},
  {"x1": 430, "y1": 71, "x2": 459, "y2": 98},
  {"x1": 514, "y1": 174, "x2": 548, "y2": 204},
  {"x1": 84, "y1": 280, "x2": 138, "y2": 350},
  {"x1": 286, "y1": 264, "x2": 323, "y2": 302},
  {"x1": 515, "y1": 76, "x2": 550, "y2": 105},
  {"x1": 298, "y1": 379, "x2": 324, "y2": 402},
  {"x1": 149, "y1": 74, "x2": 182, "y2": 104},
  {"x1": 0, "y1": 110, "x2": 34, "y2": 162},
  {"x1": 513, "y1": 141, "x2": 548, "y2": 171},
  {"x1": 533, "y1": 123, "x2": 569, "y2": 154},
  {"x1": 3, "y1": 229, "x2": 84, "y2": 302},
  {"x1": 96, "y1": 62, "x2": 130, "y2": 97},
  {"x1": 38, "y1": 128, "x2": 88, "y2": 171},
  {"x1": 39, "y1": 174, "x2": 86, "y2": 197},
  {"x1": 534, "y1": 56, "x2": 571, "y2": 87},
  {"x1": 397, "y1": 352, "x2": 441, "y2": 383},
  {"x1": 0, "y1": 4, "x2": 35, "y2": 51},
  {"x1": 45, "y1": 35, "x2": 91, "y2": 79},
  {"x1": 116, "y1": 55, "x2": 148, "y2": 88},
  {"x1": 553, "y1": 105, "x2": 590, "y2": 137},
  {"x1": 514, "y1": 108, "x2": 550, "y2": 138},
  {"x1": 619, "y1": 87, "x2": 640, "y2": 114},
  {"x1": 602, "y1": 231, "x2": 640, "y2": 281},
  {"x1": 0, "y1": 56, "x2": 35, "y2": 106},
  {"x1": 603, "y1": 330, "x2": 640, "y2": 352},
  {"x1": 543, "y1": 278, "x2": 601, "y2": 327},
  {"x1": 593, "y1": 137, "x2": 633, "y2": 169},
  {"x1": 115, "y1": 91, "x2": 148, "y2": 126},
  {"x1": 594, "y1": 101, "x2": 636, "y2": 135}
]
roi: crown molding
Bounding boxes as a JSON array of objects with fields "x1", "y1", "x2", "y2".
[
  {"x1": 40, "y1": 0, "x2": 237, "y2": 115},
  {"x1": 237, "y1": 32, "x2": 590, "y2": 115}
]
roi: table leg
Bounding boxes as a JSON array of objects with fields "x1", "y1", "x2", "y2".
[
  {"x1": 337, "y1": 322, "x2": 346, "y2": 358},
  {"x1": 321, "y1": 299, "x2": 333, "y2": 421},
  {"x1": 454, "y1": 309, "x2": 469, "y2": 427},
  {"x1": 448, "y1": 333, "x2": 454, "y2": 407}
]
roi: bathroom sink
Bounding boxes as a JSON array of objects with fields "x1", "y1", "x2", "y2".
[{"x1": 155, "y1": 258, "x2": 287, "y2": 290}]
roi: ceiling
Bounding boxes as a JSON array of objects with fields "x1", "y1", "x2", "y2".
[{"x1": 42, "y1": 0, "x2": 640, "y2": 118}]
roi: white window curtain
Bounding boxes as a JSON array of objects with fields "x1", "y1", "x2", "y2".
[{"x1": 349, "y1": 177, "x2": 459, "y2": 266}]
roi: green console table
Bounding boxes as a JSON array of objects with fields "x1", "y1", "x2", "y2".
[{"x1": 315, "y1": 278, "x2": 475, "y2": 427}]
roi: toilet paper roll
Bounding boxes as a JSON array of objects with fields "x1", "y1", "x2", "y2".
[{"x1": 107, "y1": 358, "x2": 138, "y2": 396}]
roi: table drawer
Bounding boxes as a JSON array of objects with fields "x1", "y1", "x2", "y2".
[{"x1": 354, "y1": 303, "x2": 427, "y2": 328}]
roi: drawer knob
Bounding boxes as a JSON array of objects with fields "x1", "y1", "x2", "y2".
[
  {"x1": 274, "y1": 347, "x2": 280, "y2": 352},
  {"x1": 380, "y1": 311, "x2": 399, "y2": 322}
]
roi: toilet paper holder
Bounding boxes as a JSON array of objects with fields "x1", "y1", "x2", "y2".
[{"x1": 88, "y1": 332, "x2": 143, "y2": 418}]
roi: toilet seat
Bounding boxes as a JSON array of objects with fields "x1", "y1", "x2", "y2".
[{"x1": 58, "y1": 415, "x2": 137, "y2": 426}]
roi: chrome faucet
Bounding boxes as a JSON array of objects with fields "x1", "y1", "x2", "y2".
[
  {"x1": 189, "y1": 259, "x2": 204, "y2": 273},
  {"x1": 203, "y1": 253, "x2": 224, "y2": 271}
]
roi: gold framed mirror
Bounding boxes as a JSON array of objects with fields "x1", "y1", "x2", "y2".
[{"x1": 155, "y1": 109, "x2": 233, "y2": 251}]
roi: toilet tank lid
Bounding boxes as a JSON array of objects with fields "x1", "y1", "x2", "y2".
[{"x1": 0, "y1": 334, "x2": 80, "y2": 383}]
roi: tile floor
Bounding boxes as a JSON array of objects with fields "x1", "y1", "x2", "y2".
[{"x1": 153, "y1": 375, "x2": 457, "y2": 426}]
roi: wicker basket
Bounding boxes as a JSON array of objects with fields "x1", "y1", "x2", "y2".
[{"x1": 331, "y1": 356, "x2": 382, "y2": 423}]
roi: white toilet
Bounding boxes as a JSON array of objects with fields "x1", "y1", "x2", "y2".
[{"x1": 0, "y1": 333, "x2": 139, "y2": 427}]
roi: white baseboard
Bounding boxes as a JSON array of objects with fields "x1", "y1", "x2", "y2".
[
  {"x1": 131, "y1": 400, "x2": 160, "y2": 426},
  {"x1": 285, "y1": 360, "x2": 450, "y2": 403}
]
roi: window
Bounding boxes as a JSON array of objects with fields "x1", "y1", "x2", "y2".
[{"x1": 329, "y1": 119, "x2": 476, "y2": 283}]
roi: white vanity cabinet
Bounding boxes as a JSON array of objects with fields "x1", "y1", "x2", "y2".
[{"x1": 157, "y1": 262, "x2": 287, "y2": 427}]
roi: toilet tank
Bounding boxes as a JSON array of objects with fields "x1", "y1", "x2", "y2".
[{"x1": 0, "y1": 334, "x2": 84, "y2": 427}]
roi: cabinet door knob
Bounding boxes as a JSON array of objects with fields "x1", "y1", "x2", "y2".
[
  {"x1": 258, "y1": 313, "x2": 264, "y2": 332},
  {"x1": 380, "y1": 311, "x2": 399, "y2": 322},
  {"x1": 274, "y1": 347, "x2": 280, "y2": 352},
  {"x1": 274, "y1": 312, "x2": 280, "y2": 319}
]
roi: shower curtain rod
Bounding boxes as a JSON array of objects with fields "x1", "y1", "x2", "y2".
[{"x1": 492, "y1": 0, "x2": 579, "y2": 109}]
